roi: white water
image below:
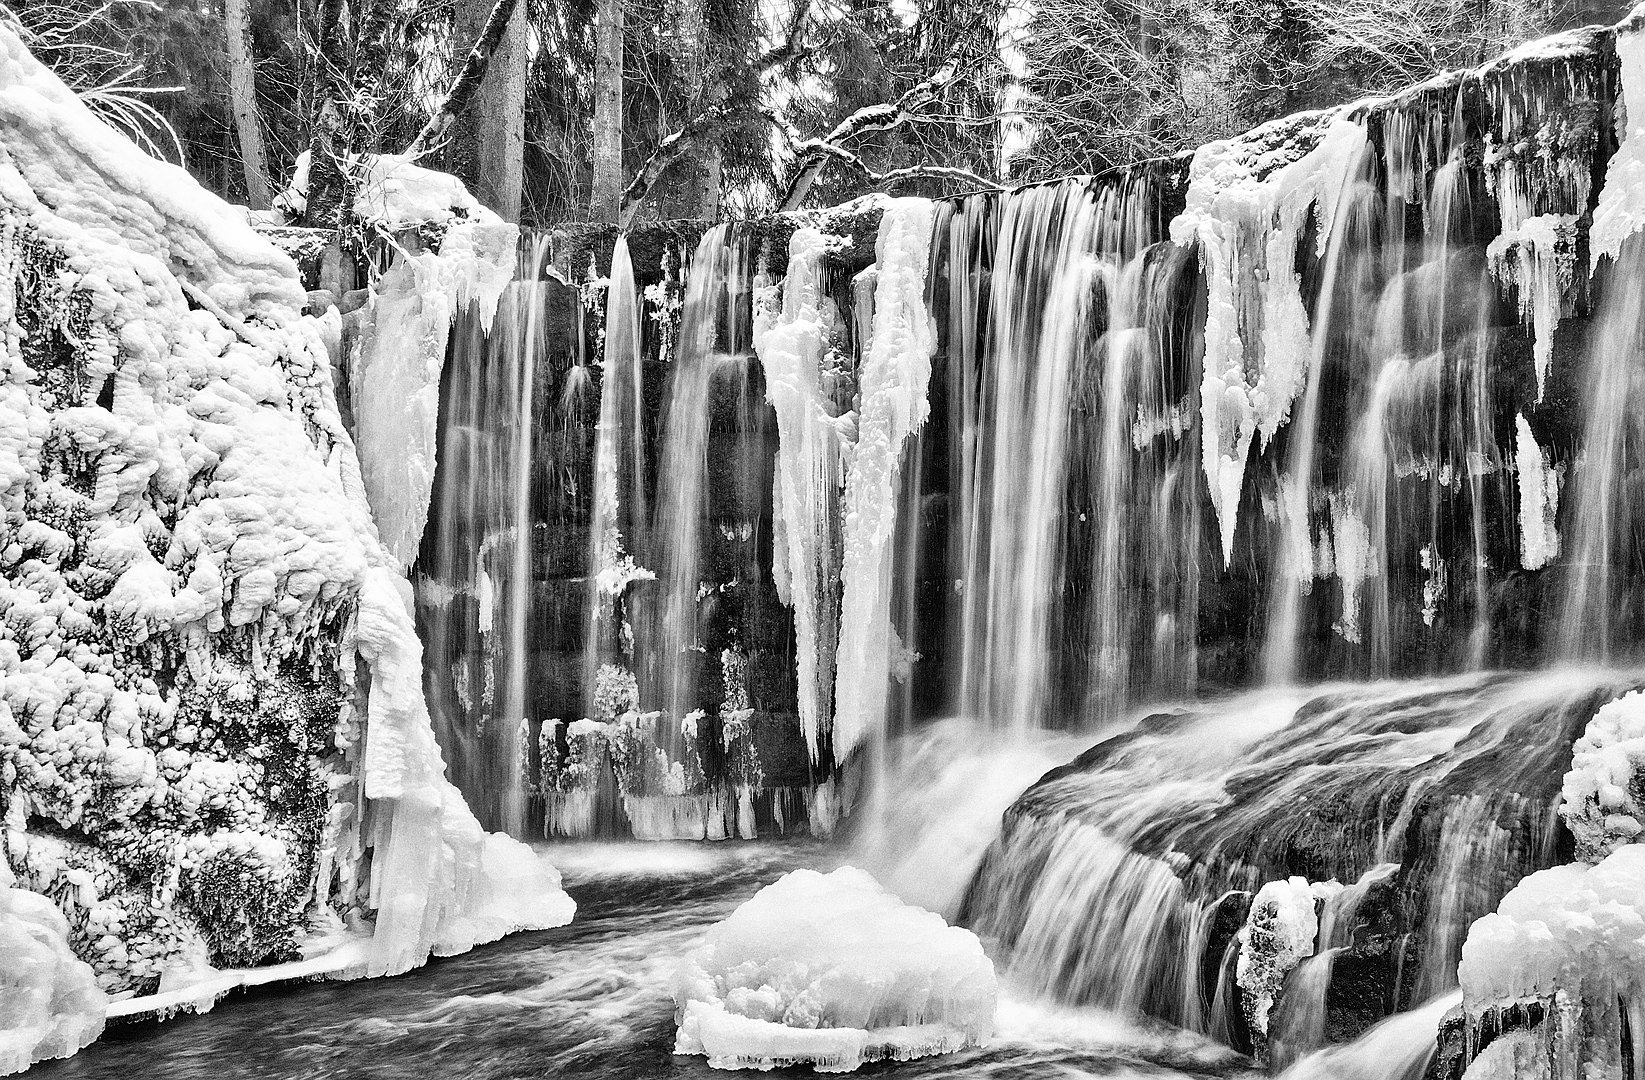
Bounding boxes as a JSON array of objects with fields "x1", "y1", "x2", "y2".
[{"x1": 1277, "y1": 991, "x2": 1459, "y2": 1080}]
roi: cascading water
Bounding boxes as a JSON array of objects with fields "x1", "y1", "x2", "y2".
[
  {"x1": 584, "y1": 236, "x2": 650, "y2": 719},
  {"x1": 414, "y1": 234, "x2": 553, "y2": 836},
  {"x1": 388, "y1": 12, "x2": 1645, "y2": 1077},
  {"x1": 960, "y1": 669, "x2": 1638, "y2": 1046}
]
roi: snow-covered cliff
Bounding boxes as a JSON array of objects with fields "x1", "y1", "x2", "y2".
[{"x1": 0, "y1": 26, "x2": 571, "y2": 1072}]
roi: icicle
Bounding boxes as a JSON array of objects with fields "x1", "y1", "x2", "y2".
[
  {"x1": 755, "y1": 227, "x2": 841, "y2": 761},
  {"x1": 1172, "y1": 116, "x2": 1368, "y2": 565},
  {"x1": 1515, "y1": 413, "x2": 1561, "y2": 570},
  {"x1": 1486, "y1": 214, "x2": 1577, "y2": 400},
  {"x1": 832, "y1": 198, "x2": 937, "y2": 765}
]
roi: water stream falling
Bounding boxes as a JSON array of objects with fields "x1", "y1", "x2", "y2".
[
  {"x1": 415, "y1": 234, "x2": 554, "y2": 835},
  {"x1": 382, "y1": 21, "x2": 1645, "y2": 1076}
]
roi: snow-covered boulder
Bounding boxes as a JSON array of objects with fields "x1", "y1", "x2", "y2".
[
  {"x1": 0, "y1": 858, "x2": 106, "y2": 1075},
  {"x1": 672, "y1": 866, "x2": 996, "y2": 1072},
  {"x1": 1559, "y1": 688, "x2": 1645, "y2": 862},
  {"x1": 1237, "y1": 876, "x2": 1325, "y2": 1037},
  {"x1": 1459, "y1": 845, "x2": 1645, "y2": 1010},
  {"x1": 0, "y1": 12, "x2": 570, "y2": 1044}
]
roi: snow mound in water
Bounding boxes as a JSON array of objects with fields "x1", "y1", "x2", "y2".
[
  {"x1": 1559, "y1": 688, "x2": 1645, "y2": 862},
  {"x1": 672, "y1": 866, "x2": 996, "y2": 1072},
  {"x1": 0, "y1": 860, "x2": 106, "y2": 1076},
  {"x1": 1459, "y1": 845, "x2": 1645, "y2": 1009}
]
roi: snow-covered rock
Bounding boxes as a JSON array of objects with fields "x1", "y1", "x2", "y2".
[
  {"x1": 672, "y1": 866, "x2": 996, "y2": 1072},
  {"x1": 0, "y1": 858, "x2": 106, "y2": 1075},
  {"x1": 0, "y1": 16, "x2": 571, "y2": 1057},
  {"x1": 1459, "y1": 846, "x2": 1645, "y2": 1010},
  {"x1": 1558, "y1": 688, "x2": 1645, "y2": 862},
  {"x1": 1237, "y1": 876, "x2": 1324, "y2": 1036}
]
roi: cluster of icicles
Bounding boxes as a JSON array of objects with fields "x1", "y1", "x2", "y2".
[{"x1": 429, "y1": 16, "x2": 1645, "y2": 806}]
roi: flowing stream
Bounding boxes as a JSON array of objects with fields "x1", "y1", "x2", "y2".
[{"x1": 37, "y1": 842, "x2": 1253, "y2": 1080}]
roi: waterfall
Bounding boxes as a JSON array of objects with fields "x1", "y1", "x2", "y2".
[
  {"x1": 644, "y1": 224, "x2": 750, "y2": 731},
  {"x1": 416, "y1": 235, "x2": 552, "y2": 836},
  {"x1": 584, "y1": 237, "x2": 651, "y2": 719}
]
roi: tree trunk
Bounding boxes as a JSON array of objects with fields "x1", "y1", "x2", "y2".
[
  {"x1": 676, "y1": 0, "x2": 719, "y2": 221},
  {"x1": 224, "y1": 0, "x2": 272, "y2": 209},
  {"x1": 478, "y1": 0, "x2": 527, "y2": 219},
  {"x1": 590, "y1": 0, "x2": 624, "y2": 222},
  {"x1": 449, "y1": 0, "x2": 527, "y2": 220}
]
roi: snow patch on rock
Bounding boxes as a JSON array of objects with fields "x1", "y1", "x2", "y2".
[{"x1": 1590, "y1": 19, "x2": 1645, "y2": 266}]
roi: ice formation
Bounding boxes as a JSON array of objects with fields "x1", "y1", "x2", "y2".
[
  {"x1": 1459, "y1": 845, "x2": 1645, "y2": 1008},
  {"x1": 351, "y1": 158, "x2": 518, "y2": 568},
  {"x1": 1237, "y1": 876, "x2": 1323, "y2": 1036},
  {"x1": 1487, "y1": 215, "x2": 1577, "y2": 400},
  {"x1": 1514, "y1": 414, "x2": 1562, "y2": 571},
  {"x1": 755, "y1": 227, "x2": 842, "y2": 761},
  {"x1": 1171, "y1": 116, "x2": 1367, "y2": 565},
  {"x1": 672, "y1": 866, "x2": 996, "y2": 1072},
  {"x1": 0, "y1": 21, "x2": 571, "y2": 1058},
  {"x1": 0, "y1": 857, "x2": 106, "y2": 1075},
  {"x1": 1588, "y1": 16, "x2": 1645, "y2": 266},
  {"x1": 1558, "y1": 688, "x2": 1645, "y2": 862},
  {"x1": 832, "y1": 199, "x2": 936, "y2": 763},
  {"x1": 1459, "y1": 1030, "x2": 1548, "y2": 1080}
]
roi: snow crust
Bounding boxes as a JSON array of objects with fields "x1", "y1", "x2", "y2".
[
  {"x1": 832, "y1": 199, "x2": 935, "y2": 763},
  {"x1": 0, "y1": 22, "x2": 571, "y2": 1059},
  {"x1": 351, "y1": 174, "x2": 517, "y2": 568},
  {"x1": 0, "y1": 858, "x2": 106, "y2": 1075},
  {"x1": 755, "y1": 227, "x2": 842, "y2": 762},
  {"x1": 1171, "y1": 116, "x2": 1367, "y2": 565},
  {"x1": 672, "y1": 866, "x2": 996, "y2": 1072},
  {"x1": 354, "y1": 155, "x2": 489, "y2": 231},
  {"x1": 1558, "y1": 688, "x2": 1645, "y2": 862},
  {"x1": 1459, "y1": 845, "x2": 1645, "y2": 1009}
]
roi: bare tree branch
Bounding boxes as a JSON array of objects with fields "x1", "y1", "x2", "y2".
[{"x1": 405, "y1": 0, "x2": 521, "y2": 160}]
